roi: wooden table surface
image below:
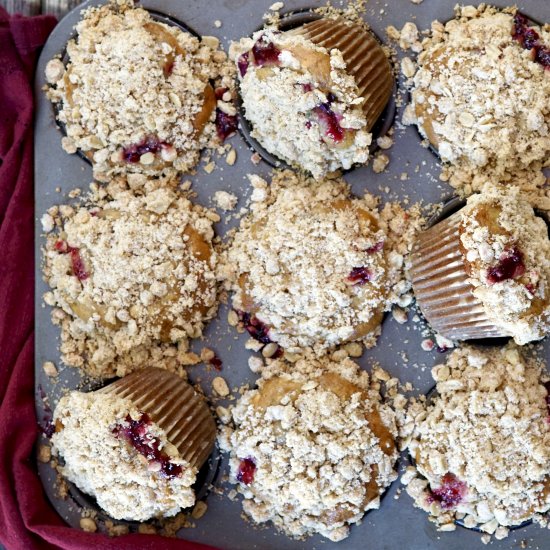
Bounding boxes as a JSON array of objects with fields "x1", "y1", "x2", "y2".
[{"x1": 1, "y1": 0, "x2": 84, "y2": 18}]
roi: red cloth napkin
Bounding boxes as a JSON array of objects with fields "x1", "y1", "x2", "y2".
[{"x1": 0, "y1": 8, "x2": 213, "y2": 550}]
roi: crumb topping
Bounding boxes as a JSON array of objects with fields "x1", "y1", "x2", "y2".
[
  {"x1": 218, "y1": 354, "x2": 399, "y2": 541},
  {"x1": 45, "y1": 0, "x2": 235, "y2": 181},
  {"x1": 43, "y1": 176, "x2": 219, "y2": 377},
  {"x1": 459, "y1": 185, "x2": 550, "y2": 344},
  {"x1": 220, "y1": 170, "x2": 422, "y2": 353},
  {"x1": 403, "y1": 5, "x2": 550, "y2": 202},
  {"x1": 405, "y1": 345, "x2": 550, "y2": 535},
  {"x1": 52, "y1": 391, "x2": 197, "y2": 521},
  {"x1": 230, "y1": 28, "x2": 371, "y2": 178}
]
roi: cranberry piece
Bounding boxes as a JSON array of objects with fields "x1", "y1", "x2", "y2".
[
  {"x1": 251, "y1": 35, "x2": 281, "y2": 67},
  {"x1": 122, "y1": 135, "x2": 169, "y2": 163},
  {"x1": 237, "y1": 52, "x2": 250, "y2": 77},
  {"x1": 113, "y1": 413, "x2": 183, "y2": 479},
  {"x1": 525, "y1": 283, "x2": 536, "y2": 296},
  {"x1": 512, "y1": 13, "x2": 550, "y2": 70},
  {"x1": 236, "y1": 457, "x2": 256, "y2": 485},
  {"x1": 366, "y1": 241, "x2": 384, "y2": 254},
  {"x1": 55, "y1": 240, "x2": 89, "y2": 281},
  {"x1": 347, "y1": 267, "x2": 372, "y2": 285},
  {"x1": 313, "y1": 102, "x2": 345, "y2": 143},
  {"x1": 427, "y1": 472, "x2": 467, "y2": 509},
  {"x1": 215, "y1": 87, "x2": 228, "y2": 100},
  {"x1": 486, "y1": 246, "x2": 526, "y2": 284},
  {"x1": 69, "y1": 248, "x2": 89, "y2": 281},
  {"x1": 305, "y1": 120, "x2": 312, "y2": 129},
  {"x1": 535, "y1": 46, "x2": 550, "y2": 68},
  {"x1": 237, "y1": 311, "x2": 272, "y2": 344},
  {"x1": 210, "y1": 355, "x2": 222, "y2": 370},
  {"x1": 215, "y1": 109, "x2": 238, "y2": 141},
  {"x1": 54, "y1": 239, "x2": 68, "y2": 253},
  {"x1": 302, "y1": 83, "x2": 313, "y2": 92},
  {"x1": 38, "y1": 385, "x2": 55, "y2": 438}
]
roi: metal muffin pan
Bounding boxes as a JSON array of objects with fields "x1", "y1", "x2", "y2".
[{"x1": 34, "y1": 1, "x2": 550, "y2": 548}]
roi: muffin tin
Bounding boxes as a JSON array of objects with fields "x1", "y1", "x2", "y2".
[{"x1": 34, "y1": 0, "x2": 550, "y2": 548}]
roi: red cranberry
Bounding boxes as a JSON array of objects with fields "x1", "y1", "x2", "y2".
[
  {"x1": 210, "y1": 355, "x2": 222, "y2": 370},
  {"x1": 113, "y1": 413, "x2": 183, "y2": 479},
  {"x1": 251, "y1": 35, "x2": 281, "y2": 67},
  {"x1": 237, "y1": 52, "x2": 250, "y2": 77},
  {"x1": 122, "y1": 135, "x2": 169, "y2": 163},
  {"x1": 55, "y1": 240, "x2": 89, "y2": 281},
  {"x1": 69, "y1": 248, "x2": 89, "y2": 281},
  {"x1": 525, "y1": 283, "x2": 536, "y2": 296},
  {"x1": 215, "y1": 109, "x2": 238, "y2": 141},
  {"x1": 38, "y1": 385, "x2": 55, "y2": 438},
  {"x1": 347, "y1": 267, "x2": 372, "y2": 285},
  {"x1": 427, "y1": 472, "x2": 467, "y2": 509},
  {"x1": 305, "y1": 120, "x2": 312, "y2": 129},
  {"x1": 54, "y1": 239, "x2": 68, "y2": 253},
  {"x1": 486, "y1": 246, "x2": 526, "y2": 284},
  {"x1": 237, "y1": 311, "x2": 272, "y2": 344},
  {"x1": 313, "y1": 102, "x2": 345, "y2": 143},
  {"x1": 535, "y1": 47, "x2": 550, "y2": 67},
  {"x1": 215, "y1": 87, "x2": 228, "y2": 100},
  {"x1": 302, "y1": 83, "x2": 313, "y2": 92},
  {"x1": 366, "y1": 241, "x2": 384, "y2": 254},
  {"x1": 236, "y1": 457, "x2": 256, "y2": 485},
  {"x1": 512, "y1": 13, "x2": 550, "y2": 70}
]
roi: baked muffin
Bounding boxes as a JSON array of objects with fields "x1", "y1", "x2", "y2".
[
  {"x1": 51, "y1": 368, "x2": 216, "y2": 522},
  {"x1": 404, "y1": 345, "x2": 550, "y2": 538},
  {"x1": 231, "y1": 22, "x2": 392, "y2": 178},
  {"x1": 44, "y1": 0, "x2": 235, "y2": 181},
  {"x1": 43, "y1": 180, "x2": 219, "y2": 377},
  {"x1": 221, "y1": 170, "x2": 416, "y2": 353},
  {"x1": 403, "y1": 5, "x2": 550, "y2": 192},
  {"x1": 219, "y1": 354, "x2": 399, "y2": 541},
  {"x1": 411, "y1": 185, "x2": 550, "y2": 344}
]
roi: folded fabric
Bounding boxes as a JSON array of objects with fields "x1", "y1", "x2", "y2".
[{"x1": 0, "y1": 8, "x2": 215, "y2": 549}]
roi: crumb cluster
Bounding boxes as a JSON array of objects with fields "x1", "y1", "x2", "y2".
[
  {"x1": 218, "y1": 353, "x2": 399, "y2": 541},
  {"x1": 403, "y1": 5, "x2": 550, "y2": 206},
  {"x1": 230, "y1": 29, "x2": 371, "y2": 178},
  {"x1": 45, "y1": 0, "x2": 235, "y2": 181},
  {"x1": 220, "y1": 170, "x2": 422, "y2": 353},
  {"x1": 43, "y1": 175, "x2": 219, "y2": 378},
  {"x1": 403, "y1": 345, "x2": 550, "y2": 538},
  {"x1": 52, "y1": 391, "x2": 197, "y2": 521},
  {"x1": 459, "y1": 185, "x2": 550, "y2": 344}
]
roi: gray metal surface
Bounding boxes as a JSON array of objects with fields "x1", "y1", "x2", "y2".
[{"x1": 34, "y1": 1, "x2": 550, "y2": 548}]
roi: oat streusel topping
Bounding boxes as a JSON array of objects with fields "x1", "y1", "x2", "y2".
[
  {"x1": 52, "y1": 391, "x2": 197, "y2": 521},
  {"x1": 403, "y1": 5, "x2": 550, "y2": 204},
  {"x1": 43, "y1": 176, "x2": 219, "y2": 378},
  {"x1": 230, "y1": 29, "x2": 371, "y2": 178},
  {"x1": 45, "y1": 0, "x2": 235, "y2": 181},
  {"x1": 459, "y1": 185, "x2": 550, "y2": 344},
  {"x1": 404, "y1": 345, "x2": 550, "y2": 537},
  {"x1": 220, "y1": 170, "x2": 421, "y2": 353},
  {"x1": 218, "y1": 354, "x2": 399, "y2": 541}
]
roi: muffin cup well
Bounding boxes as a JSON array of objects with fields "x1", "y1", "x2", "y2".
[
  {"x1": 287, "y1": 17, "x2": 394, "y2": 131},
  {"x1": 410, "y1": 211, "x2": 509, "y2": 341},
  {"x1": 97, "y1": 367, "x2": 216, "y2": 471}
]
